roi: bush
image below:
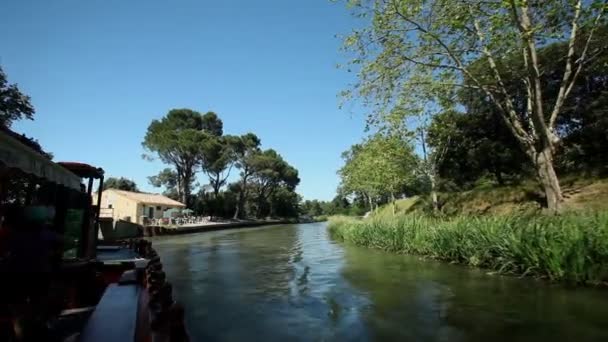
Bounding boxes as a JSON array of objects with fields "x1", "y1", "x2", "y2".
[{"x1": 327, "y1": 213, "x2": 608, "y2": 285}]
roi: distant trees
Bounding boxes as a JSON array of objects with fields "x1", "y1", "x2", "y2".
[
  {"x1": 339, "y1": 0, "x2": 607, "y2": 213},
  {"x1": 103, "y1": 177, "x2": 139, "y2": 192},
  {"x1": 144, "y1": 109, "x2": 301, "y2": 218},
  {"x1": 300, "y1": 196, "x2": 368, "y2": 218},
  {"x1": 339, "y1": 133, "x2": 417, "y2": 213},
  {"x1": 0, "y1": 66, "x2": 34, "y2": 128}
]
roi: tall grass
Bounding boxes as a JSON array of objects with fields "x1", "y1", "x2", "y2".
[{"x1": 328, "y1": 213, "x2": 608, "y2": 285}]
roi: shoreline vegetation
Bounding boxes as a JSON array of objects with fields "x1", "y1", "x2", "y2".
[
  {"x1": 328, "y1": 200, "x2": 608, "y2": 286},
  {"x1": 328, "y1": 178, "x2": 608, "y2": 286}
]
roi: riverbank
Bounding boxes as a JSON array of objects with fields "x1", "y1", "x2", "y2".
[
  {"x1": 328, "y1": 213, "x2": 608, "y2": 286},
  {"x1": 141, "y1": 219, "x2": 293, "y2": 237}
]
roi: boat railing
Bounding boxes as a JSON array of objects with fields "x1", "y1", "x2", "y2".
[{"x1": 99, "y1": 207, "x2": 114, "y2": 218}]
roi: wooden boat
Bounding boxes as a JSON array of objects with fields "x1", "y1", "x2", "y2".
[{"x1": 0, "y1": 127, "x2": 188, "y2": 341}]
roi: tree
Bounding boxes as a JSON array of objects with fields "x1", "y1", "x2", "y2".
[
  {"x1": 232, "y1": 133, "x2": 261, "y2": 219},
  {"x1": 300, "y1": 200, "x2": 325, "y2": 217},
  {"x1": 143, "y1": 109, "x2": 208, "y2": 206},
  {"x1": 340, "y1": 0, "x2": 607, "y2": 213},
  {"x1": 103, "y1": 177, "x2": 139, "y2": 192},
  {"x1": 249, "y1": 149, "x2": 300, "y2": 218},
  {"x1": 270, "y1": 186, "x2": 301, "y2": 218},
  {"x1": 427, "y1": 110, "x2": 529, "y2": 188},
  {"x1": 148, "y1": 168, "x2": 182, "y2": 200},
  {"x1": 200, "y1": 134, "x2": 237, "y2": 198},
  {"x1": 0, "y1": 66, "x2": 35, "y2": 127},
  {"x1": 200, "y1": 111, "x2": 223, "y2": 137},
  {"x1": 339, "y1": 133, "x2": 417, "y2": 214},
  {"x1": 339, "y1": 144, "x2": 376, "y2": 210},
  {"x1": 461, "y1": 26, "x2": 608, "y2": 176}
]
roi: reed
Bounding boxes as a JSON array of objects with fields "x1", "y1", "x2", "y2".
[{"x1": 327, "y1": 213, "x2": 608, "y2": 285}]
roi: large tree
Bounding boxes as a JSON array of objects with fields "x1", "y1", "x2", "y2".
[
  {"x1": 143, "y1": 109, "x2": 208, "y2": 206},
  {"x1": 0, "y1": 66, "x2": 35, "y2": 127},
  {"x1": 232, "y1": 133, "x2": 261, "y2": 219},
  {"x1": 249, "y1": 149, "x2": 300, "y2": 218},
  {"x1": 103, "y1": 177, "x2": 139, "y2": 192},
  {"x1": 340, "y1": 0, "x2": 606, "y2": 212},
  {"x1": 200, "y1": 134, "x2": 238, "y2": 198}
]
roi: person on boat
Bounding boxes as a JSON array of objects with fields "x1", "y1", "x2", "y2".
[{"x1": 2, "y1": 205, "x2": 63, "y2": 341}]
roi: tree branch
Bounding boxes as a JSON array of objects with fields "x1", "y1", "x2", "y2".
[
  {"x1": 549, "y1": 1, "x2": 606, "y2": 129},
  {"x1": 470, "y1": 5, "x2": 532, "y2": 146}
]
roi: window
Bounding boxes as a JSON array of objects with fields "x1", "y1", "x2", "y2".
[
  {"x1": 156, "y1": 206, "x2": 161, "y2": 210},
  {"x1": 108, "y1": 204, "x2": 113, "y2": 209}
]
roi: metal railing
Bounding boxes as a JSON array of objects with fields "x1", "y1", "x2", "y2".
[
  {"x1": 99, "y1": 207, "x2": 114, "y2": 218},
  {"x1": 145, "y1": 216, "x2": 213, "y2": 227}
]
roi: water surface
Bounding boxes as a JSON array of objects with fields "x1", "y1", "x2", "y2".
[{"x1": 153, "y1": 223, "x2": 608, "y2": 341}]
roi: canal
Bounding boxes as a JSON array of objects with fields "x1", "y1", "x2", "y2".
[{"x1": 153, "y1": 223, "x2": 608, "y2": 341}]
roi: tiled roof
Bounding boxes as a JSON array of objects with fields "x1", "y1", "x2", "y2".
[{"x1": 105, "y1": 189, "x2": 186, "y2": 207}]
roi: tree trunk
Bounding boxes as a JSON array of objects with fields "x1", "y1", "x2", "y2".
[
  {"x1": 534, "y1": 147, "x2": 563, "y2": 213},
  {"x1": 430, "y1": 174, "x2": 439, "y2": 213},
  {"x1": 176, "y1": 171, "x2": 183, "y2": 204},
  {"x1": 181, "y1": 172, "x2": 191, "y2": 207},
  {"x1": 391, "y1": 192, "x2": 396, "y2": 216},
  {"x1": 366, "y1": 193, "x2": 373, "y2": 212},
  {"x1": 233, "y1": 173, "x2": 249, "y2": 220}
]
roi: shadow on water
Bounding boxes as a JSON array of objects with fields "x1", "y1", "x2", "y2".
[{"x1": 152, "y1": 223, "x2": 608, "y2": 341}]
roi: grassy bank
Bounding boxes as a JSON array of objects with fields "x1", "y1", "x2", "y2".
[
  {"x1": 370, "y1": 178, "x2": 608, "y2": 218},
  {"x1": 328, "y1": 213, "x2": 608, "y2": 285}
]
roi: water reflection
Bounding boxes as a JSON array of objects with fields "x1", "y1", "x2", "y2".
[{"x1": 153, "y1": 223, "x2": 608, "y2": 341}]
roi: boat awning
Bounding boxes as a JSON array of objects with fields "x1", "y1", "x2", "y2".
[{"x1": 0, "y1": 129, "x2": 82, "y2": 190}]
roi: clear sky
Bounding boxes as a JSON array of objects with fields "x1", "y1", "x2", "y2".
[{"x1": 1, "y1": 0, "x2": 368, "y2": 201}]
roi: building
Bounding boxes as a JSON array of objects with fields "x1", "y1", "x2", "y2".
[{"x1": 94, "y1": 189, "x2": 186, "y2": 225}]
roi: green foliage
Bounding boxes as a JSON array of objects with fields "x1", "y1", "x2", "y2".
[
  {"x1": 328, "y1": 212, "x2": 608, "y2": 285},
  {"x1": 200, "y1": 111, "x2": 223, "y2": 136},
  {"x1": 456, "y1": 25, "x2": 608, "y2": 178},
  {"x1": 428, "y1": 109, "x2": 530, "y2": 188},
  {"x1": 339, "y1": 133, "x2": 418, "y2": 204},
  {"x1": 148, "y1": 168, "x2": 184, "y2": 200},
  {"x1": 249, "y1": 149, "x2": 300, "y2": 217},
  {"x1": 143, "y1": 109, "x2": 208, "y2": 205},
  {"x1": 339, "y1": 0, "x2": 608, "y2": 212},
  {"x1": 300, "y1": 195, "x2": 367, "y2": 218},
  {"x1": 103, "y1": 177, "x2": 139, "y2": 192},
  {"x1": 200, "y1": 134, "x2": 238, "y2": 196},
  {"x1": 0, "y1": 66, "x2": 35, "y2": 127},
  {"x1": 270, "y1": 186, "x2": 301, "y2": 218}
]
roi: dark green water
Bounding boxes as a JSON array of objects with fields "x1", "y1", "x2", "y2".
[{"x1": 153, "y1": 223, "x2": 608, "y2": 341}]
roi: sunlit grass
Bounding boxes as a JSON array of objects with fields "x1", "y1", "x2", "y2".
[{"x1": 328, "y1": 213, "x2": 608, "y2": 285}]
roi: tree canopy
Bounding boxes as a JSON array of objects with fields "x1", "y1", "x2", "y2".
[
  {"x1": 104, "y1": 177, "x2": 139, "y2": 192},
  {"x1": 249, "y1": 149, "x2": 300, "y2": 217},
  {"x1": 0, "y1": 66, "x2": 35, "y2": 127},
  {"x1": 143, "y1": 109, "x2": 227, "y2": 206},
  {"x1": 339, "y1": 0, "x2": 607, "y2": 212}
]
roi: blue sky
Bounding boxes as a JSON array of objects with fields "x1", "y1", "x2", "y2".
[{"x1": 1, "y1": 0, "x2": 368, "y2": 201}]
